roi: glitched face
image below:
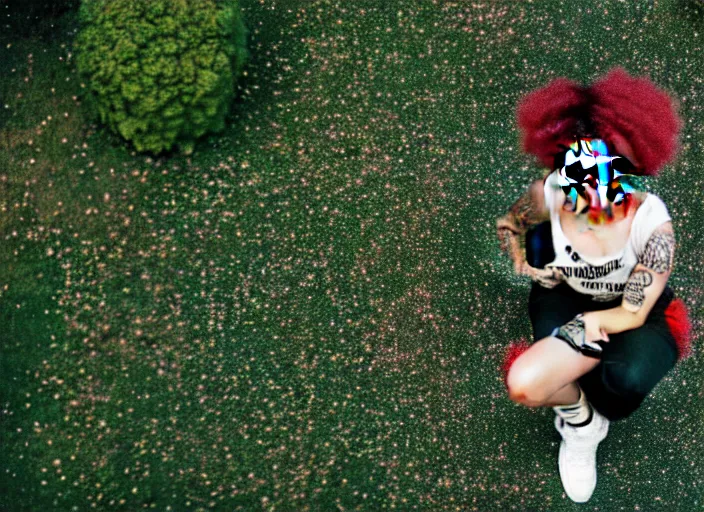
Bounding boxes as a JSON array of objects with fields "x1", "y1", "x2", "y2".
[{"x1": 555, "y1": 139, "x2": 638, "y2": 226}]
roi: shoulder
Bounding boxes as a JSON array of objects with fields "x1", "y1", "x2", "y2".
[
  {"x1": 631, "y1": 193, "x2": 673, "y2": 252},
  {"x1": 541, "y1": 170, "x2": 561, "y2": 211},
  {"x1": 542, "y1": 169, "x2": 557, "y2": 186},
  {"x1": 632, "y1": 192, "x2": 671, "y2": 223}
]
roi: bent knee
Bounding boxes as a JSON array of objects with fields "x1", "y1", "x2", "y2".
[{"x1": 506, "y1": 365, "x2": 551, "y2": 405}]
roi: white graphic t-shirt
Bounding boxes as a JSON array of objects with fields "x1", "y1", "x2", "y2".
[{"x1": 542, "y1": 171, "x2": 672, "y2": 301}]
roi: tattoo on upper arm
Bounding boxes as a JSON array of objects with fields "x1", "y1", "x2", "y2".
[
  {"x1": 623, "y1": 270, "x2": 653, "y2": 309},
  {"x1": 497, "y1": 227, "x2": 514, "y2": 253},
  {"x1": 509, "y1": 191, "x2": 544, "y2": 232},
  {"x1": 640, "y1": 230, "x2": 675, "y2": 273}
]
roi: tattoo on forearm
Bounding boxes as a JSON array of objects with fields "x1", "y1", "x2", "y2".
[
  {"x1": 509, "y1": 192, "x2": 543, "y2": 232},
  {"x1": 624, "y1": 270, "x2": 653, "y2": 309},
  {"x1": 640, "y1": 231, "x2": 675, "y2": 273}
]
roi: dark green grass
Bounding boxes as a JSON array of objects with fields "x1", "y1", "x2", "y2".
[{"x1": 1, "y1": 1, "x2": 703, "y2": 510}]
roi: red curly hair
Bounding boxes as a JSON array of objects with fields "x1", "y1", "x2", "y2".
[{"x1": 517, "y1": 67, "x2": 682, "y2": 175}]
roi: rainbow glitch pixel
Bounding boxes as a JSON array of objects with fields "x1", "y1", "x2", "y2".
[{"x1": 553, "y1": 138, "x2": 643, "y2": 222}]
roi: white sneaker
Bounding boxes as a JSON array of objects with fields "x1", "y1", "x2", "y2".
[{"x1": 554, "y1": 408, "x2": 610, "y2": 503}]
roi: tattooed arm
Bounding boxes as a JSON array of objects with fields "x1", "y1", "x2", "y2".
[
  {"x1": 497, "y1": 177, "x2": 550, "y2": 236},
  {"x1": 621, "y1": 221, "x2": 675, "y2": 319},
  {"x1": 496, "y1": 177, "x2": 551, "y2": 273},
  {"x1": 583, "y1": 222, "x2": 675, "y2": 335}
]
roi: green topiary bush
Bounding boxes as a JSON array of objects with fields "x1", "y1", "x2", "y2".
[{"x1": 75, "y1": 0, "x2": 249, "y2": 154}]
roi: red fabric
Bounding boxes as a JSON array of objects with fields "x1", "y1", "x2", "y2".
[
  {"x1": 664, "y1": 298, "x2": 693, "y2": 360},
  {"x1": 502, "y1": 339, "x2": 531, "y2": 387},
  {"x1": 517, "y1": 67, "x2": 682, "y2": 176}
]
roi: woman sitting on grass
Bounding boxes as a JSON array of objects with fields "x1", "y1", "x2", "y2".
[{"x1": 496, "y1": 67, "x2": 692, "y2": 503}]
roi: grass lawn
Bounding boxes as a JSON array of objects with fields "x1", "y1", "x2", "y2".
[{"x1": 1, "y1": 0, "x2": 703, "y2": 510}]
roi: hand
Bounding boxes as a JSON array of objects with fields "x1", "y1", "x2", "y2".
[
  {"x1": 521, "y1": 262, "x2": 564, "y2": 289},
  {"x1": 551, "y1": 312, "x2": 609, "y2": 359},
  {"x1": 581, "y1": 311, "x2": 610, "y2": 344}
]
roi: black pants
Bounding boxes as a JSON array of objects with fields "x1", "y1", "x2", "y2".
[{"x1": 526, "y1": 222, "x2": 679, "y2": 421}]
